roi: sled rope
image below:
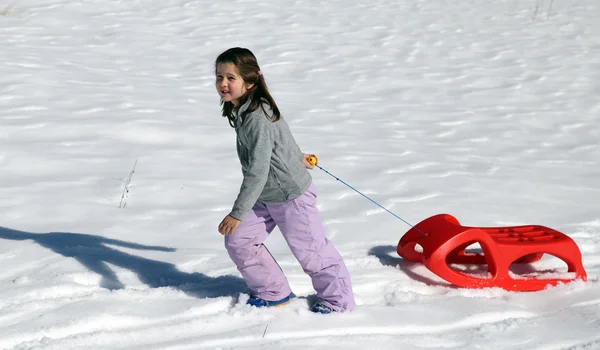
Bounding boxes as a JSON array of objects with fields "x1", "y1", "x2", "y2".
[{"x1": 313, "y1": 163, "x2": 427, "y2": 236}]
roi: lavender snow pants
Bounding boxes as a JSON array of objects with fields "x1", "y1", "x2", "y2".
[{"x1": 224, "y1": 183, "x2": 355, "y2": 312}]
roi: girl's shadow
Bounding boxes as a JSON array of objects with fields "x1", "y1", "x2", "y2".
[{"x1": 0, "y1": 226, "x2": 248, "y2": 298}]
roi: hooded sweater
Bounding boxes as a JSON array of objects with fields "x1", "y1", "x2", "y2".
[{"x1": 229, "y1": 98, "x2": 312, "y2": 220}]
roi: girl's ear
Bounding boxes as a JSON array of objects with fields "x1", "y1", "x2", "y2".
[{"x1": 245, "y1": 82, "x2": 254, "y2": 90}]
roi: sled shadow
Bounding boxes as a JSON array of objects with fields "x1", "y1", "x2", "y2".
[
  {"x1": 368, "y1": 245, "x2": 454, "y2": 288},
  {"x1": 0, "y1": 226, "x2": 248, "y2": 299}
]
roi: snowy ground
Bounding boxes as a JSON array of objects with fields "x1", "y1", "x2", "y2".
[{"x1": 1, "y1": 0, "x2": 599, "y2": 348}]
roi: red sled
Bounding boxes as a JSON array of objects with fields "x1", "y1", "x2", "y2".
[{"x1": 397, "y1": 214, "x2": 587, "y2": 291}]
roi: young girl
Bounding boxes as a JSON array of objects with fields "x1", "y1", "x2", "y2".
[{"x1": 215, "y1": 47, "x2": 355, "y2": 314}]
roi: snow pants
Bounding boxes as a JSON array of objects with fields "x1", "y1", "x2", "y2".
[{"x1": 224, "y1": 183, "x2": 355, "y2": 312}]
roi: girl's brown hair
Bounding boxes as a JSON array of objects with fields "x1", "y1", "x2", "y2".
[{"x1": 215, "y1": 47, "x2": 281, "y2": 127}]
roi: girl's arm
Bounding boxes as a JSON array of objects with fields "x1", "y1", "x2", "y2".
[{"x1": 228, "y1": 114, "x2": 274, "y2": 221}]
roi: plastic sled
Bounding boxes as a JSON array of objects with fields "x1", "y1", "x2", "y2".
[{"x1": 397, "y1": 214, "x2": 587, "y2": 291}]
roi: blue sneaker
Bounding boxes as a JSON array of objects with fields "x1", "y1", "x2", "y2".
[
  {"x1": 247, "y1": 294, "x2": 291, "y2": 308},
  {"x1": 311, "y1": 302, "x2": 335, "y2": 314}
]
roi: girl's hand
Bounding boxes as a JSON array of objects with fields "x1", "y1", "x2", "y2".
[
  {"x1": 303, "y1": 154, "x2": 317, "y2": 169},
  {"x1": 218, "y1": 215, "x2": 241, "y2": 235}
]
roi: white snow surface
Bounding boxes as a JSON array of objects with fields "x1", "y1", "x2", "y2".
[{"x1": 1, "y1": 0, "x2": 600, "y2": 349}]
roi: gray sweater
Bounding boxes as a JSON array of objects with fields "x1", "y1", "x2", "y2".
[{"x1": 229, "y1": 99, "x2": 312, "y2": 220}]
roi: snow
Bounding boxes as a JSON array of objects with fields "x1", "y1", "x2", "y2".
[{"x1": 1, "y1": 0, "x2": 599, "y2": 348}]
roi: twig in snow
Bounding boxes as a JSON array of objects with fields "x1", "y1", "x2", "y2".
[
  {"x1": 119, "y1": 160, "x2": 137, "y2": 208},
  {"x1": 532, "y1": 0, "x2": 542, "y2": 20},
  {"x1": 533, "y1": 0, "x2": 554, "y2": 20},
  {"x1": 262, "y1": 324, "x2": 269, "y2": 338},
  {"x1": 2, "y1": 3, "x2": 15, "y2": 16},
  {"x1": 547, "y1": 0, "x2": 554, "y2": 19}
]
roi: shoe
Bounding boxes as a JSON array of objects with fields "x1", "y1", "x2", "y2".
[
  {"x1": 311, "y1": 302, "x2": 335, "y2": 314},
  {"x1": 247, "y1": 294, "x2": 291, "y2": 308}
]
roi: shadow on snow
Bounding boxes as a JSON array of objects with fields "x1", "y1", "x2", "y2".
[
  {"x1": 368, "y1": 245, "x2": 452, "y2": 287},
  {"x1": 0, "y1": 226, "x2": 248, "y2": 299}
]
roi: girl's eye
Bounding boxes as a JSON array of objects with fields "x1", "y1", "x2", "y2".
[{"x1": 228, "y1": 77, "x2": 235, "y2": 81}]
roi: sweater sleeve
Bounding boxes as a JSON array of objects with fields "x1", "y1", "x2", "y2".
[{"x1": 229, "y1": 114, "x2": 273, "y2": 220}]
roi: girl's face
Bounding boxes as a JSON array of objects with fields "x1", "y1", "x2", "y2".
[{"x1": 215, "y1": 62, "x2": 253, "y2": 107}]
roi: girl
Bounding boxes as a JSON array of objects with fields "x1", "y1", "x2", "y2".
[{"x1": 215, "y1": 47, "x2": 355, "y2": 314}]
